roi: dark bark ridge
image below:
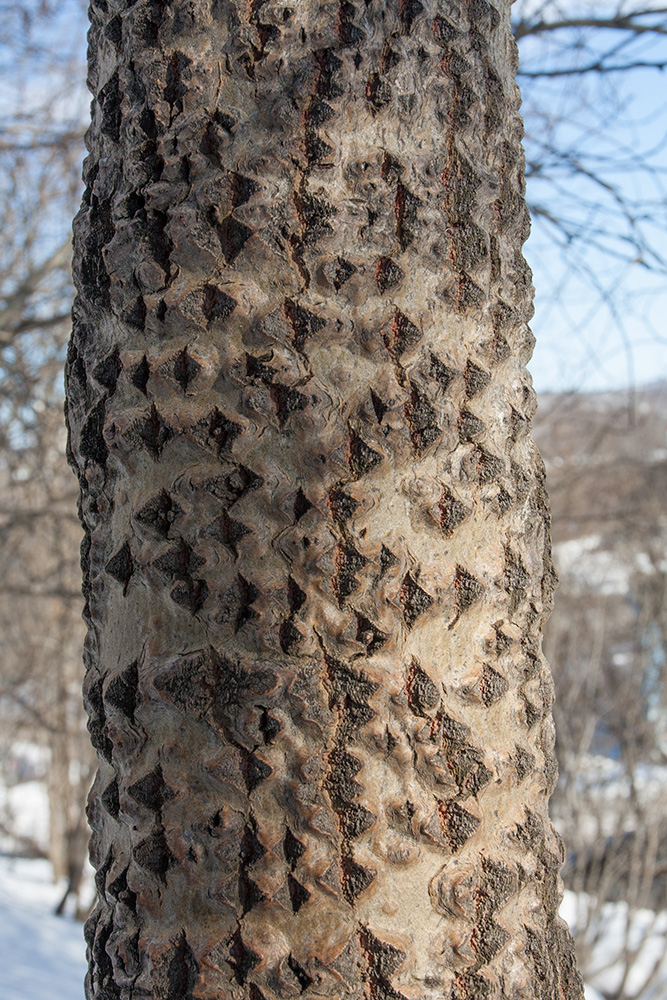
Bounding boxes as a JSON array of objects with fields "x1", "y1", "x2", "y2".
[{"x1": 67, "y1": 1, "x2": 583, "y2": 998}]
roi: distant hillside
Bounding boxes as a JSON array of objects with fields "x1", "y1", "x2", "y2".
[{"x1": 534, "y1": 381, "x2": 667, "y2": 585}]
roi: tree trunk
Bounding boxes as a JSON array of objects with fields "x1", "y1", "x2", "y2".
[{"x1": 66, "y1": 1, "x2": 583, "y2": 998}]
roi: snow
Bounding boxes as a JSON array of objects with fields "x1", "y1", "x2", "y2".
[
  {"x1": 562, "y1": 890, "x2": 667, "y2": 1000},
  {"x1": 0, "y1": 780, "x2": 50, "y2": 855},
  {"x1": 0, "y1": 856, "x2": 86, "y2": 1000},
  {"x1": 553, "y1": 534, "x2": 631, "y2": 595}
]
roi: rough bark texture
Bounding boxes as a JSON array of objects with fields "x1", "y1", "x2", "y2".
[{"x1": 66, "y1": 1, "x2": 584, "y2": 998}]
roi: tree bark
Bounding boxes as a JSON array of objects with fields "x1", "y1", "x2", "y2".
[{"x1": 66, "y1": 1, "x2": 583, "y2": 998}]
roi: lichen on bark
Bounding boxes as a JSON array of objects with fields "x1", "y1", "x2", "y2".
[{"x1": 66, "y1": 1, "x2": 584, "y2": 998}]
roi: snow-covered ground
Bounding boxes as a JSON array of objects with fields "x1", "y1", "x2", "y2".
[
  {"x1": 0, "y1": 856, "x2": 86, "y2": 1000},
  {"x1": 562, "y1": 891, "x2": 667, "y2": 1000}
]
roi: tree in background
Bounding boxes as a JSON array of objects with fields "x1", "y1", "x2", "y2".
[
  {"x1": 0, "y1": 0, "x2": 93, "y2": 908},
  {"x1": 66, "y1": 0, "x2": 583, "y2": 997}
]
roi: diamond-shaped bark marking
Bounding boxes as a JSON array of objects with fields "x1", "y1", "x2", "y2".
[
  {"x1": 380, "y1": 41, "x2": 401, "y2": 71},
  {"x1": 450, "y1": 974, "x2": 493, "y2": 1000},
  {"x1": 479, "y1": 664, "x2": 509, "y2": 706},
  {"x1": 370, "y1": 389, "x2": 388, "y2": 425},
  {"x1": 229, "y1": 170, "x2": 259, "y2": 208},
  {"x1": 375, "y1": 255, "x2": 403, "y2": 295},
  {"x1": 316, "y1": 861, "x2": 342, "y2": 897},
  {"x1": 218, "y1": 574, "x2": 259, "y2": 632},
  {"x1": 521, "y1": 687, "x2": 543, "y2": 730},
  {"x1": 287, "y1": 575, "x2": 306, "y2": 614},
  {"x1": 359, "y1": 927, "x2": 406, "y2": 982},
  {"x1": 432, "y1": 13, "x2": 458, "y2": 46},
  {"x1": 106, "y1": 542, "x2": 134, "y2": 595},
  {"x1": 405, "y1": 382, "x2": 440, "y2": 453},
  {"x1": 464, "y1": 360, "x2": 491, "y2": 397},
  {"x1": 512, "y1": 808, "x2": 545, "y2": 852},
  {"x1": 133, "y1": 828, "x2": 174, "y2": 882},
  {"x1": 284, "y1": 827, "x2": 306, "y2": 870},
  {"x1": 239, "y1": 748, "x2": 272, "y2": 793},
  {"x1": 334, "y1": 541, "x2": 367, "y2": 601},
  {"x1": 385, "y1": 309, "x2": 421, "y2": 358},
  {"x1": 287, "y1": 954, "x2": 314, "y2": 993},
  {"x1": 136, "y1": 404, "x2": 173, "y2": 457},
  {"x1": 381, "y1": 150, "x2": 403, "y2": 182},
  {"x1": 135, "y1": 490, "x2": 184, "y2": 538},
  {"x1": 513, "y1": 745, "x2": 536, "y2": 781},
  {"x1": 454, "y1": 565, "x2": 484, "y2": 616},
  {"x1": 294, "y1": 187, "x2": 336, "y2": 245},
  {"x1": 480, "y1": 856, "x2": 519, "y2": 909},
  {"x1": 153, "y1": 649, "x2": 212, "y2": 717},
  {"x1": 438, "y1": 801, "x2": 480, "y2": 853},
  {"x1": 269, "y1": 382, "x2": 307, "y2": 426},
  {"x1": 325, "y1": 657, "x2": 379, "y2": 716},
  {"x1": 429, "y1": 353, "x2": 457, "y2": 392},
  {"x1": 460, "y1": 758, "x2": 493, "y2": 799},
  {"x1": 204, "y1": 510, "x2": 251, "y2": 558},
  {"x1": 504, "y1": 550, "x2": 530, "y2": 614},
  {"x1": 325, "y1": 745, "x2": 364, "y2": 808},
  {"x1": 458, "y1": 408, "x2": 486, "y2": 443},
  {"x1": 245, "y1": 352, "x2": 274, "y2": 382},
  {"x1": 471, "y1": 918, "x2": 510, "y2": 966},
  {"x1": 399, "y1": 0, "x2": 424, "y2": 34},
  {"x1": 339, "y1": 0, "x2": 365, "y2": 44},
  {"x1": 287, "y1": 874, "x2": 311, "y2": 913},
  {"x1": 341, "y1": 803, "x2": 376, "y2": 840},
  {"x1": 100, "y1": 779, "x2": 120, "y2": 819},
  {"x1": 153, "y1": 540, "x2": 205, "y2": 580},
  {"x1": 164, "y1": 932, "x2": 198, "y2": 1000},
  {"x1": 93, "y1": 347, "x2": 122, "y2": 394},
  {"x1": 365, "y1": 71, "x2": 392, "y2": 112},
  {"x1": 348, "y1": 430, "x2": 382, "y2": 478},
  {"x1": 172, "y1": 348, "x2": 201, "y2": 393},
  {"x1": 315, "y1": 48, "x2": 344, "y2": 99},
  {"x1": 227, "y1": 928, "x2": 259, "y2": 986},
  {"x1": 105, "y1": 660, "x2": 139, "y2": 720},
  {"x1": 355, "y1": 613, "x2": 389, "y2": 655},
  {"x1": 239, "y1": 870, "x2": 265, "y2": 915},
  {"x1": 124, "y1": 294, "x2": 147, "y2": 330},
  {"x1": 201, "y1": 407, "x2": 241, "y2": 457},
  {"x1": 202, "y1": 284, "x2": 237, "y2": 324},
  {"x1": 305, "y1": 125, "x2": 334, "y2": 164},
  {"x1": 240, "y1": 822, "x2": 265, "y2": 874},
  {"x1": 476, "y1": 447, "x2": 505, "y2": 484},
  {"x1": 406, "y1": 658, "x2": 439, "y2": 715},
  {"x1": 342, "y1": 856, "x2": 376, "y2": 904},
  {"x1": 292, "y1": 487, "x2": 313, "y2": 522},
  {"x1": 283, "y1": 299, "x2": 327, "y2": 352},
  {"x1": 198, "y1": 465, "x2": 263, "y2": 506},
  {"x1": 171, "y1": 578, "x2": 209, "y2": 615},
  {"x1": 328, "y1": 485, "x2": 359, "y2": 524},
  {"x1": 279, "y1": 619, "x2": 304, "y2": 653},
  {"x1": 395, "y1": 181, "x2": 420, "y2": 250},
  {"x1": 329, "y1": 256, "x2": 357, "y2": 290},
  {"x1": 400, "y1": 572, "x2": 433, "y2": 629},
  {"x1": 216, "y1": 214, "x2": 252, "y2": 264},
  {"x1": 259, "y1": 707, "x2": 281, "y2": 745},
  {"x1": 128, "y1": 765, "x2": 175, "y2": 813},
  {"x1": 86, "y1": 676, "x2": 112, "y2": 763},
  {"x1": 130, "y1": 354, "x2": 150, "y2": 395},
  {"x1": 438, "y1": 488, "x2": 471, "y2": 537},
  {"x1": 379, "y1": 545, "x2": 398, "y2": 577}
]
